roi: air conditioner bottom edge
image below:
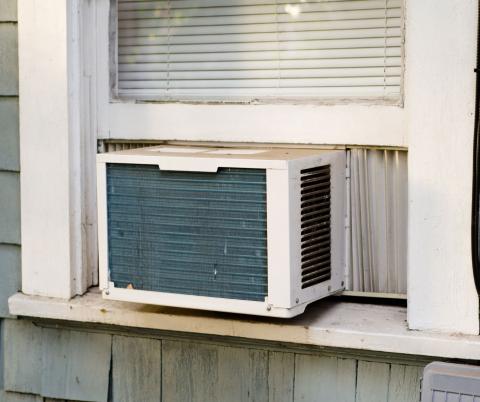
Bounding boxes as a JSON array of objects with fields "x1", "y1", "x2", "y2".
[{"x1": 102, "y1": 284, "x2": 335, "y2": 318}]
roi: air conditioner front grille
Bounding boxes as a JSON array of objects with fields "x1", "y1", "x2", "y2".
[
  {"x1": 106, "y1": 164, "x2": 268, "y2": 301},
  {"x1": 300, "y1": 165, "x2": 332, "y2": 289}
]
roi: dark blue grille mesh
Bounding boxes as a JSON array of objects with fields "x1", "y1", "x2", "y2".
[{"x1": 106, "y1": 163, "x2": 268, "y2": 301}]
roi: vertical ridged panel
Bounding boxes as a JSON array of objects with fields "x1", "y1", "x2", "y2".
[
  {"x1": 102, "y1": 141, "x2": 152, "y2": 152},
  {"x1": 300, "y1": 165, "x2": 331, "y2": 289},
  {"x1": 107, "y1": 164, "x2": 268, "y2": 301},
  {"x1": 349, "y1": 148, "x2": 407, "y2": 294}
]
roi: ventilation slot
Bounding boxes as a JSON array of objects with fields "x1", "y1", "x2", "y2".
[
  {"x1": 300, "y1": 165, "x2": 331, "y2": 289},
  {"x1": 99, "y1": 140, "x2": 158, "y2": 153}
]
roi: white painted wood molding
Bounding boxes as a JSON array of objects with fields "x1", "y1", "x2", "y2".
[
  {"x1": 95, "y1": 1, "x2": 407, "y2": 146},
  {"x1": 18, "y1": 0, "x2": 97, "y2": 298},
  {"x1": 406, "y1": 0, "x2": 479, "y2": 334}
]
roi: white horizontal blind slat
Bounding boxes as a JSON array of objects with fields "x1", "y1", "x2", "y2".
[
  {"x1": 119, "y1": 66, "x2": 402, "y2": 79},
  {"x1": 118, "y1": 9, "x2": 401, "y2": 28},
  {"x1": 119, "y1": 0, "x2": 401, "y2": 12},
  {"x1": 118, "y1": 27, "x2": 402, "y2": 45},
  {"x1": 118, "y1": 37, "x2": 402, "y2": 54},
  {"x1": 118, "y1": 17, "x2": 402, "y2": 36},
  {"x1": 116, "y1": 0, "x2": 403, "y2": 101},
  {"x1": 118, "y1": 56, "x2": 402, "y2": 71}
]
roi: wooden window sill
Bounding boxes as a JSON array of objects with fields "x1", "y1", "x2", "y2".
[{"x1": 8, "y1": 289, "x2": 480, "y2": 360}]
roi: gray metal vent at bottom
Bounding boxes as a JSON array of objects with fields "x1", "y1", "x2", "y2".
[
  {"x1": 422, "y1": 362, "x2": 480, "y2": 401},
  {"x1": 300, "y1": 164, "x2": 331, "y2": 289}
]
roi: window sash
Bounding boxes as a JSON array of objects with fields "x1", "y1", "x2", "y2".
[{"x1": 113, "y1": 0, "x2": 404, "y2": 102}]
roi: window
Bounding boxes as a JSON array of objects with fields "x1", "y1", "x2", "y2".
[
  {"x1": 113, "y1": 0, "x2": 404, "y2": 102},
  {"x1": 19, "y1": 0, "x2": 480, "y2": 334}
]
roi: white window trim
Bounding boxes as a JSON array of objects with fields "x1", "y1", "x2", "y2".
[
  {"x1": 95, "y1": 1, "x2": 407, "y2": 146},
  {"x1": 17, "y1": 0, "x2": 479, "y2": 336},
  {"x1": 109, "y1": 1, "x2": 405, "y2": 106},
  {"x1": 18, "y1": 0, "x2": 98, "y2": 298}
]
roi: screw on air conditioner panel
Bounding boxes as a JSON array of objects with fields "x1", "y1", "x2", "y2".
[
  {"x1": 105, "y1": 290, "x2": 110, "y2": 295},
  {"x1": 328, "y1": 286, "x2": 331, "y2": 292},
  {"x1": 295, "y1": 298, "x2": 299, "y2": 304},
  {"x1": 266, "y1": 304, "x2": 272, "y2": 311}
]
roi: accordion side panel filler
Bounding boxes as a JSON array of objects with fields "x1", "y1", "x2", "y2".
[{"x1": 97, "y1": 146, "x2": 346, "y2": 318}]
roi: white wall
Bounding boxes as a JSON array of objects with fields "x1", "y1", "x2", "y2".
[{"x1": 406, "y1": 0, "x2": 479, "y2": 334}]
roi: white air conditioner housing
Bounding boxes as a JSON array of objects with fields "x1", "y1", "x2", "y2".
[{"x1": 97, "y1": 146, "x2": 346, "y2": 317}]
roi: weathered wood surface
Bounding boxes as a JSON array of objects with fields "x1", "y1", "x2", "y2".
[
  {"x1": 3, "y1": 319, "x2": 111, "y2": 401},
  {"x1": 0, "y1": 320, "x2": 3, "y2": 389},
  {"x1": 1, "y1": 391, "x2": 42, "y2": 402},
  {"x1": 41, "y1": 328, "x2": 111, "y2": 402},
  {"x1": 111, "y1": 335, "x2": 161, "y2": 402},
  {"x1": 294, "y1": 354, "x2": 356, "y2": 402},
  {"x1": 0, "y1": 97, "x2": 19, "y2": 172},
  {"x1": 0, "y1": 245, "x2": 20, "y2": 317},
  {"x1": 162, "y1": 340, "x2": 269, "y2": 402},
  {"x1": 0, "y1": 23, "x2": 18, "y2": 95},
  {"x1": 356, "y1": 361, "x2": 390, "y2": 402},
  {"x1": 3, "y1": 319, "x2": 42, "y2": 395},
  {"x1": 0, "y1": 172, "x2": 20, "y2": 244},
  {"x1": 0, "y1": 0, "x2": 17, "y2": 22},
  {"x1": 268, "y1": 351, "x2": 294, "y2": 402},
  {"x1": 1, "y1": 318, "x2": 428, "y2": 401},
  {"x1": 388, "y1": 364, "x2": 423, "y2": 402}
]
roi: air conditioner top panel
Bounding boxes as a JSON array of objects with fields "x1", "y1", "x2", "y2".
[{"x1": 97, "y1": 145, "x2": 343, "y2": 171}]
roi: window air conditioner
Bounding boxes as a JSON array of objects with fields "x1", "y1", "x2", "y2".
[{"x1": 97, "y1": 146, "x2": 346, "y2": 317}]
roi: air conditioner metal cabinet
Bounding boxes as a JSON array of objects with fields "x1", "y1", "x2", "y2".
[{"x1": 97, "y1": 146, "x2": 346, "y2": 318}]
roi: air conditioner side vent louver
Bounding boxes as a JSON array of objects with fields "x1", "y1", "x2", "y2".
[{"x1": 300, "y1": 165, "x2": 332, "y2": 289}]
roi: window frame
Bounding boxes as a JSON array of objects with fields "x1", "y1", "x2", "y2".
[
  {"x1": 109, "y1": 0, "x2": 406, "y2": 105},
  {"x1": 17, "y1": 0, "x2": 480, "y2": 336},
  {"x1": 97, "y1": 0, "x2": 407, "y2": 146}
]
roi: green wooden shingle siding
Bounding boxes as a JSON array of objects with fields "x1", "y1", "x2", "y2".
[
  {"x1": 0, "y1": 0, "x2": 17, "y2": 23},
  {"x1": 0, "y1": 244, "x2": 20, "y2": 317},
  {"x1": 0, "y1": 0, "x2": 20, "y2": 321},
  {"x1": 0, "y1": 4, "x2": 25, "y2": 402},
  {"x1": 0, "y1": 22, "x2": 18, "y2": 96},
  {"x1": 112, "y1": 336, "x2": 162, "y2": 401},
  {"x1": 0, "y1": 97, "x2": 19, "y2": 172},
  {"x1": 1, "y1": 319, "x2": 428, "y2": 402},
  {"x1": 0, "y1": 171, "x2": 20, "y2": 245}
]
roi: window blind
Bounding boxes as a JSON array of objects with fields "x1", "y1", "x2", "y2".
[{"x1": 116, "y1": 0, "x2": 403, "y2": 101}]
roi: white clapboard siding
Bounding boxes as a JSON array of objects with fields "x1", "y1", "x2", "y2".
[
  {"x1": 349, "y1": 148, "x2": 407, "y2": 294},
  {"x1": 115, "y1": 0, "x2": 404, "y2": 101}
]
